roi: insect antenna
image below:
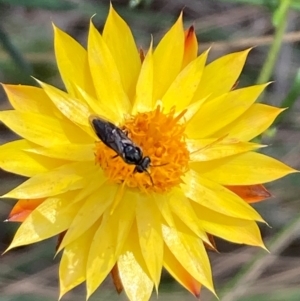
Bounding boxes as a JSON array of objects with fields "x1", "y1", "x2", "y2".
[{"x1": 150, "y1": 162, "x2": 168, "y2": 168}]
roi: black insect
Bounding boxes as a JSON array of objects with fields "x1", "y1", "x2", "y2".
[{"x1": 89, "y1": 115, "x2": 153, "y2": 184}]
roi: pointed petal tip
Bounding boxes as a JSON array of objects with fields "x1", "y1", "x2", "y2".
[
  {"x1": 31, "y1": 76, "x2": 40, "y2": 85},
  {"x1": 86, "y1": 288, "x2": 93, "y2": 301},
  {"x1": 6, "y1": 214, "x2": 25, "y2": 222},
  {"x1": 186, "y1": 24, "x2": 195, "y2": 35},
  {"x1": 204, "y1": 46, "x2": 211, "y2": 54},
  {"x1": 52, "y1": 23, "x2": 68, "y2": 37},
  {"x1": 52, "y1": 22, "x2": 58, "y2": 31},
  {"x1": 108, "y1": 2, "x2": 117, "y2": 15},
  {"x1": 281, "y1": 166, "x2": 300, "y2": 178},
  {"x1": 1, "y1": 83, "x2": 11, "y2": 92},
  {"x1": 178, "y1": 10, "x2": 183, "y2": 20},
  {"x1": 280, "y1": 107, "x2": 288, "y2": 113},
  {"x1": 173, "y1": 10, "x2": 183, "y2": 27},
  {"x1": 89, "y1": 16, "x2": 96, "y2": 27},
  {"x1": 58, "y1": 290, "x2": 65, "y2": 301},
  {"x1": 149, "y1": 35, "x2": 153, "y2": 50},
  {"x1": 207, "y1": 284, "x2": 218, "y2": 299},
  {"x1": 154, "y1": 282, "x2": 159, "y2": 297},
  {"x1": 264, "y1": 245, "x2": 270, "y2": 253},
  {"x1": 2, "y1": 244, "x2": 14, "y2": 255},
  {"x1": 201, "y1": 236, "x2": 216, "y2": 251},
  {"x1": 111, "y1": 264, "x2": 123, "y2": 294},
  {"x1": 191, "y1": 286, "x2": 201, "y2": 299},
  {"x1": 188, "y1": 282, "x2": 202, "y2": 299},
  {"x1": 54, "y1": 246, "x2": 64, "y2": 258},
  {"x1": 259, "y1": 240, "x2": 269, "y2": 252},
  {"x1": 55, "y1": 243, "x2": 64, "y2": 255},
  {"x1": 0, "y1": 193, "x2": 12, "y2": 199},
  {"x1": 234, "y1": 47, "x2": 253, "y2": 58},
  {"x1": 106, "y1": 3, "x2": 127, "y2": 29},
  {"x1": 189, "y1": 23, "x2": 195, "y2": 30},
  {"x1": 257, "y1": 215, "x2": 267, "y2": 224},
  {"x1": 289, "y1": 167, "x2": 300, "y2": 174}
]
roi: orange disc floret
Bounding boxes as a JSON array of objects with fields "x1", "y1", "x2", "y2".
[{"x1": 94, "y1": 106, "x2": 190, "y2": 193}]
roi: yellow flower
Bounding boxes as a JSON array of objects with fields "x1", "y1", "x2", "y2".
[{"x1": 1, "y1": 5, "x2": 296, "y2": 301}]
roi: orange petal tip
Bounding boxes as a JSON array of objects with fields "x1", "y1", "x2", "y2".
[
  {"x1": 185, "y1": 25, "x2": 195, "y2": 38},
  {"x1": 111, "y1": 264, "x2": 123, "y2": 294},
  {"x1": 227, "y1": 185, "x2": 272, "y2": 203},
  {"x1": 8, "y1": 199, "x2": 44, "y2": 222}
]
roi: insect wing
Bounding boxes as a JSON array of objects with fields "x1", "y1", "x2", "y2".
[{"x1": 89, "y1": 115, "x2": 125, "y2": 156}]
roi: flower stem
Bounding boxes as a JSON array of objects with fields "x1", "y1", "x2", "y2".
[
  {"x1": 256, "y1": 0, "x2": 291, "y2": 85},
  {"x1": 0, "y1": 24, "x2": 33, "y2": 76}
]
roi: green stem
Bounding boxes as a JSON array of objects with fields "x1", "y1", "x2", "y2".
[
  {"x1": 256, "y1": 0, "x2": 291, "y2": 85},
  {"x1": 0, "y1": 24, "x2": 33, "y2": 76}
]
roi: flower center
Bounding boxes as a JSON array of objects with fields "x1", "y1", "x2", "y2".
[{"x1": 94, "y1": 106, "x2": 190, "y2": 193}]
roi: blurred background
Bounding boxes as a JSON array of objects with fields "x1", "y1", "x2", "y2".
[{"x1": 0, "y1": 0, "x2": 300, "y2": 300}]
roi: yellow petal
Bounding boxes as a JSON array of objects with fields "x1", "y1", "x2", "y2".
[
  {"x1": 86, "y1": 191, "x2": 136, "y2": 298},
  {"x1": 26, "y1": 143, "x2": 94, "y2": 162},
  {"x1": 119, "y1": 252, "x2": 153, "y2": 301},
  {"x1": 132, "y1": 43, "x2": 154, "y2": 114},
  {"x1": 162, "y1": 49, "x2": 208, "y2": 112},
  {"x1": 75, "y1": 84, "x2": 120, "y2": 123},
  {"x1": 182, "y1": 170, "x2": 264, "y2": 221},
  {"x1": 57, "y1": 184, "x2": 117, "y2": 252},
  {"x1": 6, "y1": 191, "x2": 82, "y2": 251},
  {"x1": 192, "y1": 202, "x2": 265, "y2": 247},
  {"x1": 0, "y1": 110, "x2": 91, "y2": 147},
  {"x1": 3, "y1": 84, "x2": 93, "y2": 143},
  {"x1": 169, "y1": 188, "x2": 209, "y2": 243},
  {"x1": 154, "y1": 193, "x2": 175, "y2": 227},
  {"x1": 88, "y1": 20, "x2": 130, "y2": 120},
  {"x1": 186, "y1": 84, "x2": 268, "y2": 139},
  {"x1": 163, "y1": 245, "x2": 201, "y2": 297},
  {"x1": 182, "y1": 96, "x2": 208, "y2": 123},
  {"x1": 37, "y1": 80, "x2": 94, "y2": 137},
  {"x1": 162, "y1": 224, "x2": 215, "y2": 294},
  {"x1": 71, "y1": 170, "x2": 105, "y2": 204},
  {"x1": 182, "y1": 26, "x2": 198, "y2": 69},
  {"x1": 118, "y1": 225, "x2": 153, "y2": 301},
  {"x1": 114, "y1": 190, "x2": 138, "y2": 255},
  {"x1": 0, "y1": 140, "x2": 67, "y2": 176},
  {"x1": 103, "y1": 4, "x2": 141, "y2": 100},
  {"x1": 53, "y1": 25, "x2": 96, "y2": 99},
  {"x1": 187, "y1": 138, "x2": 263, "y2": 161},
  {"x1": 86, "y1": 216, "x2": 117, "y2": 298},
  {"x1": 136, "y1": 194, "x2": 163, "y2": 290},
  {"x1": 192, "y1": 152, "x2": 297, "y2": 185},
  {"x1": 2, "y1": 162, "x2": 94, "y2": 199},
  {"x1": 192, "y1": 49, "x2": 251, "y2": 102},
  {"x1": 153, "y1": 13, "x2": 184, "y2": 101},
  {"x1": 214, "y1": 104, "x2": 285, "y2": 141},
  {"x1": 2, "y1": 84, "x2": 59, "y2": 115},
  {"x1": 59, "y1": 222, "x2": 99, "y2": 298}
]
